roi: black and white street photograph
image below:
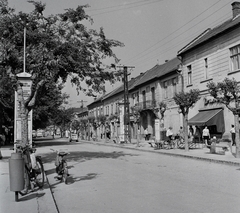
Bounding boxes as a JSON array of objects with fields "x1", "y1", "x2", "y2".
[{"x1": 1, "y1": 0, "x2": 240, "y2": 212}]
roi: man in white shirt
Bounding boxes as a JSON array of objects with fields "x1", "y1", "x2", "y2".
[
  {"x1": 202, "y1": 126, "x2": 210, "y2": 146},
  {"x1": 230, "y1": 124, "x2": 236, "y2": 146},
  {"x1": 166, "y1": 127, "x2": 174, "y2": 148}
]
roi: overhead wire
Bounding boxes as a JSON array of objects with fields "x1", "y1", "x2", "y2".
[
  {"x1": 135, "y1": 13, "x2": 232, "y2": 67},
  {"x1": 86, "y1": 0, "x2": 162, "y2": 12},
  {"x1": 88, "y1": 0, "x2": 163, "y2": 16},
  {"x1": 124, "y1": 0, "x2": 233, "y2": 65},
  {"x1": 124, "y1": 0, "x2": 227, "y2": 63},
  {"x1": 132, "y1": 11, "x2": 231, "y2": 65}
]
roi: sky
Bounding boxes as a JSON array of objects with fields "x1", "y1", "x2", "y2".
[{"x1": 7, "y1": 0, "x2": 235, "y2": 107}]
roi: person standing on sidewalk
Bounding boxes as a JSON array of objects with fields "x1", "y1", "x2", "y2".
[
  {"x1": 202, "y1": 126, "x2": 210, "y2": 146},
  {"x1": 166, "y1": 127, "x2": 174, "y2": 148},
  {"x1": 144, "y1": 128, "x2": 148, "y2": 141},
  {"x1": 230, "y1": 124, "x2": 236, "y2": 146}
]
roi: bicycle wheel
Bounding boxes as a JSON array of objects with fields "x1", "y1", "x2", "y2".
[
  {"x1": 35, "y1": 158, "x2": 45, "y2": 188},
  {"x1": 19, "y1": 167, "x2": 30, "y2": 196},
  {"x1": 62, "y1": 162, "x2": 68, "y2": 184}
]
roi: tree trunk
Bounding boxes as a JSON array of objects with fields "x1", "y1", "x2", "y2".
[
  {"x1": 234, "y1": 114, "x2": 240, "y2": 158},
  {"x1": 183, "y1": 114, "x2": 189, "y2": 151}
]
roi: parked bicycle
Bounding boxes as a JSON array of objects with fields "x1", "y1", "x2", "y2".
[
  {"x1": 51, "y1": 149, "x2": 69, "y2": 184},
  {"x1": 15, "y1": 144, "x2": 45, "y2": 200}
]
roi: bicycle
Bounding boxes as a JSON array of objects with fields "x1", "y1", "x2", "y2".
[
  {"x1": 50, "y1": 149, "x2": 69, "y2": 184},
  {"x1": 15, "y1": 144, "x2": 45, "y2": 201}
]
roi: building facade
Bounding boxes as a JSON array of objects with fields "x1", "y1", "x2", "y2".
[
  {"x1": 86, "y1": 57, "x2": 182, "y2": 141},
  {"x1": 177, "y1": 2, "x2": 240, "y2": 139}
]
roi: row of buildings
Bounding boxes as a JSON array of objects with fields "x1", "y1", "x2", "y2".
[{"x1": 77, "y1": 2, "x2": 240, "y2": 142}]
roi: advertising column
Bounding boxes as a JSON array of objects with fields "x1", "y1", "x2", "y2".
[
  {"x1": 155, "y1": 119, "x2": 160, "y2": 142},
  {"x1": 14, "y1": 72, "x2": 32, "y2": 147},
  {"x1": 118, "y1": 102, "x2": 125, "y2": 143}
]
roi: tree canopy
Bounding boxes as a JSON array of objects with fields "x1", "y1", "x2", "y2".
[
  {"x1": 0, "y1": 0, "x2": 123, "y2": 144},
  {"x1": 207, "y1": 78, "x2": 240, "y2": 114},
  {"x1": 173, "y1": 89, "x2": 201, "y2": 116},
  {"x1": 33, "y1": 82, "x2": 69, "y2": 130},
  {"x1": 0, "y1": 0, "x2": 124, "y2": 110}
]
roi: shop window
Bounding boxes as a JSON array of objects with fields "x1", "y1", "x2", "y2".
[{"x1": 230, "y1": 44, "x2": 240, "y2": 71}]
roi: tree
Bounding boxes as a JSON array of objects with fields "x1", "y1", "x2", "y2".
[
  {"x1": 0, "y1": 70, "x2": 14, "y2": 133},
  {"x1": 51, "y1": 108, "x2": 74, "y2": 137},
  {"x1": 33, "y1": 82, "x2": 69, "y2": 130},
  {"x1": 97, "y1": 114, "x2": 107, "y2": 137},
  {"x1": 0, "y1": 1, "x2": 123, "y2": 146},
  {"x1": 207, "y1": 78, "x2": 240, "y2": 157},
  {"x1": 88, "y1": 115, "x2": 98, "y2": 138},
  {"x1": 173, "y1": 89, "x2": 201, "y2": 151}
]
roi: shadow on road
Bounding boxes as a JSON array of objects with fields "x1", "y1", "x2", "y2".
[{"x1": 41, "y1": 150, "x2": 139, "y2": 165}]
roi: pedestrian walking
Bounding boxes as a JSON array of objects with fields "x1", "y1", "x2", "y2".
[
  {"x1": 178, "y1": 126, "x2": 184, "y2": 141},
  {"x1": 195, "y1": 126, "x2": 202, "y2": 142},
  {"x1": 166, "y1": 127, "x2": 174, "y2": 148},
  {"x1": 202, "y1": 126, "x2": 210, "y2": 146},
  {"x1": 144, "y1": 128, "x2": 148, "y2": 141},
  {"x1": 230, "y1": 124, "x2": 236, "y2": 146}
]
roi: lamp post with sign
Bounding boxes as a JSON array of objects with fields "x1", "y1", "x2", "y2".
[{"x1": 14, "y1": 26, "x2": 33, "y2": 148}]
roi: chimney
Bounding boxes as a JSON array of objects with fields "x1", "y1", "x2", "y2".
[{"x1": 232, "y1": 2, "x2": 240, "y2": 18}]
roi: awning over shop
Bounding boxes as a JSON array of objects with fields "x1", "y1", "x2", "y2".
[{"x1": 188, "y1": 108, "x2": 225, "y2": 132}]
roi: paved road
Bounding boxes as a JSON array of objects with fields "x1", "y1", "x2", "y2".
[{"x1": 38, "y1": 141, "x2": 240, "y2": 213}]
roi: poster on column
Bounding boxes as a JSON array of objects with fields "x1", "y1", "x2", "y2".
[
  {"x1": 155, "y1": 119, "x2": 160, "y2": 142},
  {"x1": 119, "y1": 103, "x2": 125, "y2": 142},
  {"x1": 14, "y1": 73, "x2": 33, "y2": 146}
]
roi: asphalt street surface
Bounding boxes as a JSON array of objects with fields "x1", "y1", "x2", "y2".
[{"x1": 35, "y1": 140, "x2": 240, "y2": 213}]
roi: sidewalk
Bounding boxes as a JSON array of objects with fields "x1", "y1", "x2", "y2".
[
  {"x1": 88, "y1": 137, "x2": 240, "y2": 167},
  {"x1": 0, "y1": 147, "x2": 57, "y2": 213}
]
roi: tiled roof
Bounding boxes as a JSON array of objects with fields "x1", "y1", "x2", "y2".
[
  {"x1": 88, "y1": 58, "x2": 179, "y2": 105},
  {"x1": 71, "y1": 107, "x2": 88, "y2": 113},
  {"x1": 178, "y1": 15, "x2": 240, "y2": 55},
  {"x1": 102, "y1": 73, "x2": 145, "y2": 101},
  {"x1": 133, "y1": 57, "x2": 180, "y2": 87}
]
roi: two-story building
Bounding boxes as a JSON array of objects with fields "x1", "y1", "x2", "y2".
[
  {"x1": 129, "y1": 57, "x2": 182, "y2": 139},
  {"x1": 177, "y1": 2, "x2": 240, "y2": 139},
  {"x1": 86, "y1": 57, "x2": 182, "y2": 141}
]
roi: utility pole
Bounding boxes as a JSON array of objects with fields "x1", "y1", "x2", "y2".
[
  {"x1": 77, "y1": 100, "x2": 87, "y2": 108},
  {"x1": 117, "y1": 65, "x2": 135, "y2": 143}
]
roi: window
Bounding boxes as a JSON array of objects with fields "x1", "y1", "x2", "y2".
[
  {"x1": 142, "y1": 90, "x2": 146, "y2": 102},
  {"x1": 230, "y1": 45, "x2": 240, "y2": 71},
  {"x1": 163, "y1": 81, "x2": 168, "y2": 98},
  {"x1": 111, "y1": 104, "x2": 113, "y2": 115},
  {"x1": 115, "y1": 102, "x2": 118, "y2": 114},
  {"x1": 105, "y1": 106, "x2": 108, "y2": 115},
  {"x1": 187, "y1": 65, "x2": 192, "y2": 85},
  {"x1": 151, "y1": 87, "x2": 155, "y2": 101},
  {"x1": 136, "y1": 92, "x2": 139, "y2": 103},
  {"x1": 151, "y1": 87, "x2": 156, "y2": 107},
  {"x1": 204, "y1": 58, "x2": 208, "y2": 79},
  {"x1": 172, "y1": 78, "x2": 177, "y2": 94}
]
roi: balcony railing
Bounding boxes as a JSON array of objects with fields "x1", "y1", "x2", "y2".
[{"x1": 134, "y1": 100, "x2": 157, "y2": 111}]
